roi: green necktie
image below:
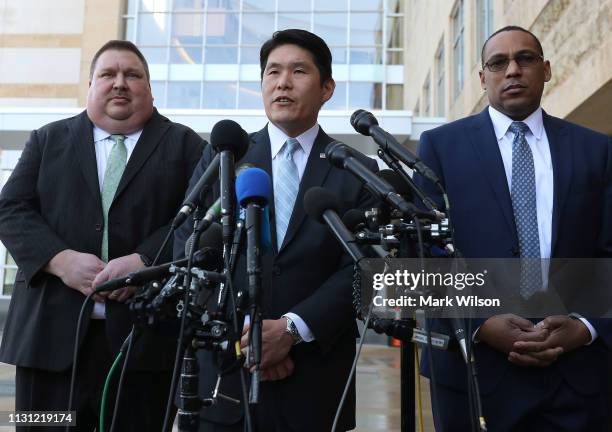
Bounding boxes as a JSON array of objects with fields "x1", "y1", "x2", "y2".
[{"x1": 101, "y1": 134, "x2": 127, "y2": 262}]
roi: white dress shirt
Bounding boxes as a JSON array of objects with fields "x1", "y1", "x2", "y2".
[
  {"x1": 267, "y1": 121, "x2": 320, "y2": 342},
  {"x1": 488, "y1": 106, "x2": 596, "y2": 342},
  {"x1": 90, "y1": 126, "x2": 142, "y2": 319}
]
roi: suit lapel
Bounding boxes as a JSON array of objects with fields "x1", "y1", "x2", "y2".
[
  {"x1": 114, "y1": 109, "x2": 170, "y2": 200},
  {"x1": 279, "y1": 128, "x2": 333, "y2": 253},
  {"x1": 69, "y1": 111, "x2": 102, "y2": 209},
  {"x1": 468, "y1": 108, "x2": 517, "y2": 239},
  {"x1": 545, "y1": 112, "x2": 572, "y2": 256}
]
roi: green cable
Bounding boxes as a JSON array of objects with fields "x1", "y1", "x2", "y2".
[{"x1": 99, "y1": 351, "x2": 124, "y2": 432}]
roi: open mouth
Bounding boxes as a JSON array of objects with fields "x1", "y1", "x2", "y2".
[{"x1": 273, "y1": 96, "x2": 294, "y2": 103}]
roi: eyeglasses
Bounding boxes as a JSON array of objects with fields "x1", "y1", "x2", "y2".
[{"x1": 483, "y1": 53, "x2": 544, "y2": 72}]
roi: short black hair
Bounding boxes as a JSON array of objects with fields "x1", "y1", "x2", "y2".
[
  {"x1": 481, "y1": 25, "x2": 544, "y2": 67},
  {"x1": 89, "y1": 40, "x2": 150, "y2": 82},
  {"x1": 260, "y1": 29, "x2": 332, "y2": 85}
]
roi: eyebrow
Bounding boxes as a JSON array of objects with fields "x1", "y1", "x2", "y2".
[
  {"x1": 486, "y1": 49, "x2": 540, "y2": 59},
  {"x1": 265, "y1": 60, "x2": 311, "y2": 70}
]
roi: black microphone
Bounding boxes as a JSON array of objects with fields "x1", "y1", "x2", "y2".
[
  {"x1": 377, "y1": 169, "x2": 413, "y2": 200},
  {"x1": 211, "y1": 120, "x2": 250, "y2": 249},
  {"x1": 303, "y1": 187, "x2": 365, "y2": 263},
  {"x1": 172, "y1": 121, "x2": 249, "y2": 230},
  {"x1": 236, "y1": 167, "x2": 272, "y2": 404},
  {"x1": 350, "y1": 109, "x2": 440, "y2": 185},
  {"x1": 96, "y1": 224, "x2": 223, "y2": 293},
  {"x1": 326, "y1": 141, "x2": 438, "y2": 220}
]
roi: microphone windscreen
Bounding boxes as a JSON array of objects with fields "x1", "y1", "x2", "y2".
[
  {"x1": 350, "y1": 109, "x2": 378, "y2": 136},
  {"x1": 236, "y1": 167, "x2": 271, "y2": 207},
  {"x1": 342, "y1": 209, "x2": 366, "y2": 231},
  {"x1": 184, "y1": 222, "x2": 223, "y2": 258},
  {"x1": 303, "y1": 187, "x2": 339, "y2": 223},
  {"x1": 210, "y1": 119, "x2": 250, "y2": 159},
  {"x1": 377, "y1": 169, "x2": 413, "y2": 200}
]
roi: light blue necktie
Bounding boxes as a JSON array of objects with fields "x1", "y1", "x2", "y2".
[
  {"x1": 101, "y1": 134, "x2": 127, "y2": 262},
  {"x1": 509, "y1": 121, "x2": 541, "y2": 298},
  {"x1": 274, "y1": 138, "x2": 301, "y2": 248}
]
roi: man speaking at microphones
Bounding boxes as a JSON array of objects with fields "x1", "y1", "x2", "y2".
[
  {"x1": 175, "y1": 29, "x2": 378, "y2": 432},
  {"x1": 0, "y1": 40, "x2": 204, "y2": 430}
]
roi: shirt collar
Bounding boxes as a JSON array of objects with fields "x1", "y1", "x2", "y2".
[
  {"x1": 268, "y1": 122, "x2": 319, "y2": 159},
  {"x1": 93, "y1": 125, "x2": 143, "y2": 144},
  {"x1": 488, "y1": 105, "x2": 544, "y2": 141}
]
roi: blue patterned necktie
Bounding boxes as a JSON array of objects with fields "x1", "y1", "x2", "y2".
[
  {"x1": 274, "y1": 138, "x2": 301, "y2": 248},
  {"x1": 509, "y1": 121, "x2": 541, "y2": 298},
  {"x1": 101, "y1": 134, "x2": 127, "y2": 262}
]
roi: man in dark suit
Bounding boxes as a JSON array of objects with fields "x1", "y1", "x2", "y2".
[
  {"x1": 0, "y1": 40, "x2": 204, "y2": 431},
  {"x1": 174, "y1": 29, "x2": 377, "y2": 431},
  {"x1": 413, "y1": 26, "x2": 612, "y2": 431}
]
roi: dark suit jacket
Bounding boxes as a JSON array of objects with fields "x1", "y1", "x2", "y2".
[
  {"x1": 413, "y1": 107, "x2": 612, "y2": 410},
  {"x1": 0, "y1": 109, "x2": 204, "y2": 372},
  {"x1": 174, "y1": 125, "x2": 378, "y2": 431}
]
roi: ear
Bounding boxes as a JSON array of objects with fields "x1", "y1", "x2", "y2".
[
  {"x1": 479, "y1": 70, "x2": 486, "y2": 91},
  {"x1": 321, "y1": 78, "x2": 336, "y2": 104},
  {"x1": 543, "y1": 60, "x2": 552, "y2": 83},
  {"x1": 88, "y1": 80, "x2": 92, "y2": 88}
]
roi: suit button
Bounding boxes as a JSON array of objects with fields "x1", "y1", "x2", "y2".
[
  {"x1": 95, "y1": 222, "x2": 103, "y2": 231},
  {"x1": 273, "y1": 265, "x2": 281, "y2": 276}
]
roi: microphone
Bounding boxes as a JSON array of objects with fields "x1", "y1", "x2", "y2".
[
  {"x1": 325, "y1": 141, "x2": 438, "y2": 220},
  {"x1": 377, "y1": 169, "x2": 413, "y2": 200},
  {"x1": 212, "y1": 120, "x2": 251, "y2": 248},
  {"x1": 172, "y1": 120, "x2": 249, "y2": 230},
  {"x1": 96, "y1": 224, "x2": 223, "y2": 293},
  {"x1": 236, "y1": 167, "x2": 271, "y2": 404},
  {"x1": 350, "y1": 109, "x2": 440, "y2": 184},
  {"x1": 303, "y1": 187, "x2": 365, "y2": 263}
]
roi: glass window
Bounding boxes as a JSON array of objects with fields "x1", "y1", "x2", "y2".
[
  {"x1": 352, "y1": 0, "x2": 382, "y2": 11},
  {"x1": 139, "y1": 0, "x2": 171, "y2": 12},
  {"x1": 240, "y1": 46, "x2": 261, "y2": 64},
  {"x1": 314, "y1": 0, "x2": 348, "y2": 11},
  {"x1": 125, "y1": 18, "x2": 135, "y2": 41},
  {"x1": 435, "y1": 39, "x2": 445, "y2": 116},
  {"x1": 237, "y1": 82, "x2": 263, "y2": 109},
  {"x1": 172, "y1": 13, "x2": 204, "y2": 45},
  {"x1": 350, "y1": 47, "x2": 382, "y2": 65},
  {"x1": 349, "y1": 82, "x2": 382, "y2": 109},
  {"x1": 141, "y1": 47, "x2": 169, "y2": 64},
  {"x1": 126, "y1": 0, "x2": 137, "y2": 15},
  {"x1": 151, "y1": 81, "x2": 167, "y2": 106},
  {"x1": 475, "y1": 0, "x2": 493, "y2": 63},
  {"x1": 313, "y1": 13, "x2": 347, "y2": 46},
  {"x1": 206, "y1": 12, "x2": 239, "y2": 44},
  {"x1": 167, "y1": 81, "x2": 201, "y2": 108},
  {"x1": 386, "y1": 84, "x2": 403, "y2": 110},
  {"x1": 331, "y1": 47, "x2": 347, "y2": 64},
  {"x1": 277, "y1": 2, "x2": 312, "y2": 12},
  {"x1": 386, "y1": 0, "x2": 403, "y2": 14},
  {"x1": 243, "y1": 0, "x2": 276, "y2": 11},
  {"x1": 386, "y1": 49, "x2": 402, "y2": 65},
  {"x1": 386, "y1": 16, "x2": 403, "y2": 48},
  {"x1": 174, "y1": 0, "x2": 205, "y2": 10},
  {"x1": 277, "y1": 13, "x2": 311, "y2": 31},
  {"x1": 350, "y1": 13, "x2": 382, "y2": 46},
  {"x1": 242, "y1": 13, "x2": 275, "y2": 45},
  {"x1": 2, "y1": 252, "x2": 17, "y2": 297},
  {"x1": 138, "y1": 13, "x2": 171, "y2": 45},
  {"x1": 207, "y1": 0, "x2": 239, "y2": 11},
  {"x1": 203, "y1": 82, "x2": 236, "y2": 109},
  {"x1": 452, "y1": 1, "x2": 464, "y2": 99},
  {"x1": 423, "y1": 74, "x2": 431, "y2": 116},
  {"x1": 325, "y1": 81, "x2": 347, "y2": 110},
  {"x1": 205, "y1": 46, "x2": 238, "y2": 63},
  {"x1": 170, "y1": 45, "x2": 202, "y2": 64}
]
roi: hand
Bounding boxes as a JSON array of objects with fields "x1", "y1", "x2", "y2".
[
  {"x1": 241, "y1": 318, "x2": 294, "y2": 369},
  {"x1": 509, "y1": 315, "x2": 591, "y2": 367},
  {"x1": 476, "y1": 313, "x2": 549, "y2": 357},
  {"x1": 92, "y1": 253, "x2": 145, "y2": 302},
  {"x1": 260, "y1": 356, "x2": 295, "y2": 382},
  {"x1": 45, "y1": 249, "x2": 105, "y2": 298}
]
